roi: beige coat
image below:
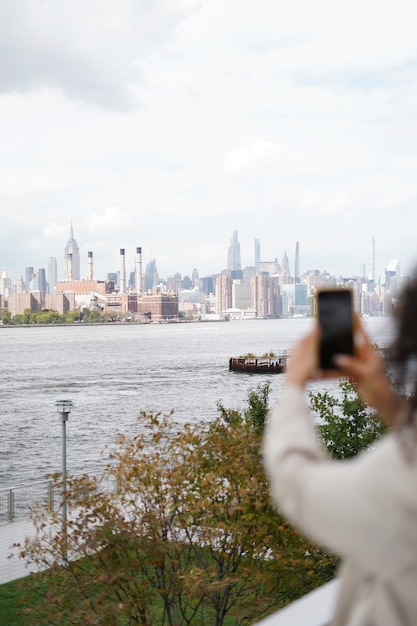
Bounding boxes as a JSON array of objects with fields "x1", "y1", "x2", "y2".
[{"x1": 263, "y1": 385, "x2": 417, "y2": 626}]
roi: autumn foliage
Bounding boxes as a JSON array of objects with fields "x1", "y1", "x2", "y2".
[{"x1": 19, "y1": 383, "x2": 336, "y2": 625}]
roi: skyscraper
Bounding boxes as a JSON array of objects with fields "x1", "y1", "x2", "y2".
[
  {"x1": 368, "y1": 236, "x2": 375, "y2": 283},
  {"x1": 25, "y1": 266, "x2": 34, "y2": 290},
  {"x1": 38, "y1": 268, "x2": 47, "y2": 293},
  {"x1": 145, "y1": 259, "x2": 159, "y2": 291},
  {"x1": 47, "y1": 256, "x2": 57, "y2": 293},
  {"x1": 227, "y1": 231, "x2": 241, "y2": 272},
  {"x1": 294, "y1": 242, "x2": 300, "y2": 283},
  {"x1": 64, "y1": 222, "x2": 80, "y2": 280},
  {"x1": 280, "y1": 250, "x2": 292, "y2": 284},
  {"x1": 255, "y1": 238, "x2": 261, "y2": 273}
]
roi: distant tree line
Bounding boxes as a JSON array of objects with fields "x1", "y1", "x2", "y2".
[{"x1": 1, "y1": 307, "x2": 127, "y2": 325}]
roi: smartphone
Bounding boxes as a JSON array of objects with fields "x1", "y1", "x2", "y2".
[{"x1": 317, "y1": 289, "x2": 354, "y2": 370}]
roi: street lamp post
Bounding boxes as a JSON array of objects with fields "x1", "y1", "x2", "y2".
[{"x1": 55, "y1": 398, "x2": 73, "y2": 556}]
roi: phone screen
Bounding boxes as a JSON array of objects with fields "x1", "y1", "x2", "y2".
[{"x1": 318, "y1": 289, "x2": 354, "y2": 370}]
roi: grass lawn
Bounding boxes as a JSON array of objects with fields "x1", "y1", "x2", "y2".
[
  {"x1": 0, "y1": 577, "x2": 31, "y2": 626},
  {"x1": 0, "y1": 573, "x2": 245, "y2": 625}
]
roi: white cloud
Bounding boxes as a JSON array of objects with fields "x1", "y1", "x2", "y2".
[
  {"x1": 42, "y1": 222, "x2": 67, "y2": 239},
  {"x1": 224, "y1": 140, "x2": 284, "y2": 179},
  {"x1": 1, "y1": 0, "x2": 417, "y2": 281},
  {"x1": 87, "y1": 207, "x2": 134, "y2": 234},
  {"x1": 0, "y1": 0, "x2": 203, "y2": 109}
]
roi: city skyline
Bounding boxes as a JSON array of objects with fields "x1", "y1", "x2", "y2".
[
  {"x1": 0, "y1": 225, "x2": 408, "y2": 288},
  {"x1": 1, "y1": 2, "x2": 417, "y2": 282}
]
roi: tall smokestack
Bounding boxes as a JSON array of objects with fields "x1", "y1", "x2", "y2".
[
  {"x1": 87, "y1": 251, "x2": 93, "y2": 280},
  {"x1": 135, "y1": 247, "x2": 142, "y2": 294},
  {"x1": 120, "y1": 248, "x2": 126, "y2": 293}
]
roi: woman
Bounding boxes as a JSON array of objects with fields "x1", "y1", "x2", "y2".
[{"x1": 263, "y1": 276, "x2": 417, "y2": 626}]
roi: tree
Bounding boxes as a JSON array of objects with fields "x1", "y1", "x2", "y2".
[
  {"x1": 1, "y1": 309, "x2": 11, "y2": 324},
  {"x1": 310, "y1": 379, "x2": 388, "y2": 459},
  {"x1": 65, "y1": 309, "x2": 81, "y2": 323},
  {"x1": 22, "y1": 308, "x2": 32, "y2": 324},
  {"x1": 81, "y1": 307, "x2": 91, "y2": 321},
  {"x1": 87, "y1": 309, "x2": 104, "y2": 323},
  {"x1": 103, "y1": 311, "x2": 122, "y2": 323},
  {"x1": 217, "y1": 381, "x2": 271, "y2": 435},
  {"x1": 18, "y1": 385, "x2": 336, "y2": 625},
  {"x1": 32, "y1": 309, "x2": 64, "y2": 324}
]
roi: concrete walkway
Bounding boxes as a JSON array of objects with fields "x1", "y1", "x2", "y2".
[{"x1": 0, "y1": 518, "x2": 39, "y2": 585}]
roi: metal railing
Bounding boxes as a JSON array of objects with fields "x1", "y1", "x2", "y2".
[
  {"x1": 0, "y1": 479, "x2": 57, "y2": 524},
  {"x1": 0, "y1": 470, "x2": 114, "y2": 525}
]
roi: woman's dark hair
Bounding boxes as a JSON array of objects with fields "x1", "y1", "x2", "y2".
[{"x1": 390, "y1": 270, "x2": 417, "y2": 413}]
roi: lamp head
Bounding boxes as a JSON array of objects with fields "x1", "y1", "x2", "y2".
[{"x1": 55, "y1": 399, "x2": 74, "y2": 414}]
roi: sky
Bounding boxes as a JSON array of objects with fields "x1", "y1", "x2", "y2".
[{"x1": 1, "y1": 0, "x2": 417, "y2": 284}]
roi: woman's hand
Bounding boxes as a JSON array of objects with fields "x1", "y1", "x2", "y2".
[
  {"x1": 286, "y1": 325, "x2": 321, "y2": 387},
  {"x1": 286, "y1": 318, "x2": 403, "y2": 426}
]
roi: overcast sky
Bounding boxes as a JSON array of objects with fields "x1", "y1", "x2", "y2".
[{"x1": 1, "y1": 0, "x2": 417, "y2": 283}]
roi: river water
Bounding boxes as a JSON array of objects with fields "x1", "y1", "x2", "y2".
[{"x1": 0, "y1": 317, "x2": 394, "y2": 489}]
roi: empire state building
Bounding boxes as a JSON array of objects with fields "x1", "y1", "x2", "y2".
[{"x1": 64, "y1": 222, "x2": 80, "y2": 280}]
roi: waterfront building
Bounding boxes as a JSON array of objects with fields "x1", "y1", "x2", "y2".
[
  {"x1": 135, "y1": 289, "x2": 179, "y2": 320},
  {"x1": 64, "y1": 223, "x2": 80, "y2": 280},
  {"x1": 6, "y1": 291, "x2": 75, "y2": 316},
  {"x1": 232, "y1": 278, "x2": 252, "y2": 311},
  {"x1": 7, "y1": 292, "x2": 43, "y2": 316},
  {"x1": 56, "y1": 279, "x2": 109, "y2": 297},
  {"x1": 251, "y1": 274, "x2": 280, "y2": 318},
  {"x1": 55, "y1": 278, "x2": 111, "y2": 310},
  {"x1": 45, "y1": 292, "x2": 76, "y2": 314},
  {"x1": 215, "y1": 274, "x2": 232, "y2": 315}
]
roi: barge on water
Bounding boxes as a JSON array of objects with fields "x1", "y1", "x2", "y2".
[{"x1": 229, "y1": 351, "x2": 289, "y2": 374}]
